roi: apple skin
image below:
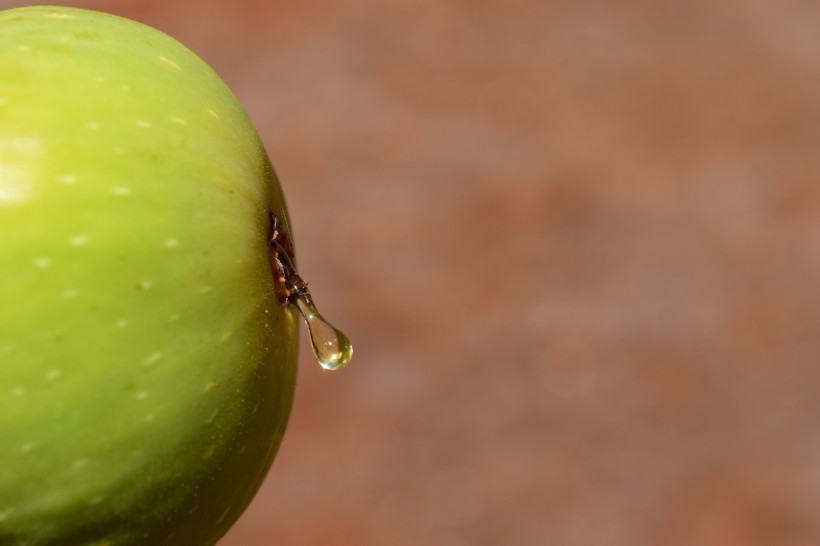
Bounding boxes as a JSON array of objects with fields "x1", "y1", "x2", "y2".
[{"x1": 0, "y1": 6, "x2": 298, "y2": 545}]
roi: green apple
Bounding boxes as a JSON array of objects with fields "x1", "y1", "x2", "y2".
[{"x1": 0, "y1": 6, "x2": 299, "y2": 545}]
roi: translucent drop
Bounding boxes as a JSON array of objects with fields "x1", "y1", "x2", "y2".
[
  {"x1": 268, "y1": 210, "x2": 352, "y2": 371},
  {"x1": 294, "y1": 295, "x2": 353, "y2": 370}
]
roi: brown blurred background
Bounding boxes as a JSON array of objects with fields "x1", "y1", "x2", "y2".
[{"x1": 5, "y1": 0, "x2": 820, "y2": 544}]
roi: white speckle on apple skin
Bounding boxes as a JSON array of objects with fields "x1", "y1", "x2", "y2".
[
  {"x1": 120, "y1": 84, "x2": 130, "y2": 92},
  {"x1": 0, "y1": 97, "x2": 6, "y2": 106},
  {"x1": 72, "y1": 458, "x2": 89, "y2": 469},
  {"x1": 68, "y1": 235, "x2": 89, "y2": 246},
  {"x1": 168, "y1": 314, "x2": 180, "y2": 322},
  {"x1": 202, "y1": 444, "x2": 216, "y2": 460},
  {"x1": 95, "y1": 75, "x2": 106, "y2": 83},
  {"x1": 164, "y1": 238, "x2": 179, "y2": 248},
  {"x1": 115, "y1": 319, "x2": 128, "y2": 328},
  {"x1": 33, "y1": 257, "x2": 51, "y2": 269},
  {"x1": 88, "y1": 496, "x2": 105, "y2": 506},
  {"x1": 113, "y1": 146, "x2": 127, "y2": 155},
  {"x1": 137, "y1": 280, "x2": 152, "y2": 290},
  {"x1": 43, "y1": 12, "x2": 75, "y2": 20},
  {"x1": 159, "y1": 55, "x2": 181, "y2": 71},
  {"x1": 134, "y1": 392, "x2": 149, "y2": 401},
  {"x1": 207, "y1": 108, "x2": 220, "y2": 120},
  {"x1": 15, "y1": 44, "x2": 31, "y2": 53},
  {"x1": 207, "y1": 409, "x2": 219, "y2": 423},
  {"x1": 143, "y1": 352, "x2": 162, "y2": 367},
  {"x1": 10, "y1": 387, "x2": 25, "y2": 397},
  {"x1": 63, "y1": 289, "x2": 78, "y2": 298},
  {"x1": 136, "y1": 120, "x2": 151, "y2": 129},
  {"x1": 20, "y1": 443, "x2": 34, "y2": 454},
  {"x1": 0, "y1": 509, "x2": 13, "y2": 521},
  {"x1": 216, "y1": 507, "x2": 231, "y2": 525},
  {"x1": 44, "y1": 369, "x2": 61, "y2": 381},
  {"x1": 0, "y1": 138, "x2": 42, "y2": 205},
  {"x1": 85, "y1": 122, "x2": 100, "y2": 130},
  {"x1": 199, "y1": 286, "x2": 213, "y2": 294},
  {"x1": 0, "y1": 165, "x2": 34, "y2": 204},
  {"x1": 112, "y1": 187, "x2": 131, "y2": 196},
  {"x1": 56, "y1": 174, "x2": 77, "y2": 184}
]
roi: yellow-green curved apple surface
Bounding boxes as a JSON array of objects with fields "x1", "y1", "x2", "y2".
[{"x1": 0, "y1": 6, "x2": 306, "y2": 545}]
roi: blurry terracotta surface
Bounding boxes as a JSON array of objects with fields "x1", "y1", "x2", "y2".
[{"x1": 4, "y1": 0, "x2": 820, "y2": 544}]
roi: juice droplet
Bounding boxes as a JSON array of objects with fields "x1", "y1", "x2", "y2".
[
  {"x1": 294, "y1": 295, "x2": 353, "y2": 370},
  {"x1": 268, "y1": 211, "x2": 352, "y2": 371}
]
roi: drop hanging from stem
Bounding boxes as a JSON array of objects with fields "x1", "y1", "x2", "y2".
[{"x1": 269, "y1": 212, "x2": 352, "y2": 370}]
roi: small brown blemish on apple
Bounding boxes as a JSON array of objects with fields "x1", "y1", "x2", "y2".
[
  {"x1": 207, "y1": 408, "x2": 220, "y2": 423},
  {"x1": 204, "y1": 379, "x2": 218, "y2": 392},
  {"x1": 268, "y1": 211, "x2": 296, "y2": 303}
]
